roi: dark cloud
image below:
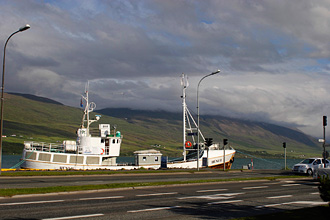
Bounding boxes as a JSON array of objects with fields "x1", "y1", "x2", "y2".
[{"x1": 1, "y1": 0, "x2": 330, "y2": 138}]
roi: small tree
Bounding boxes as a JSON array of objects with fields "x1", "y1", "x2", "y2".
[{"x1": 318, "y1": 175, "x2": 330, "y2": 206}]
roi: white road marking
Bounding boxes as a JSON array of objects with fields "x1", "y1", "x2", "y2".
[
  {"x1": 178, "y1": 192, "x2": 244, "y2": 200},
  {"x1": 281, "y1": 184, "x2": 301, "y2": 187},
  {"x1": 197, "y1": 189, "x2": 228, "y2": 193},
  {"x1": 207, "y1": 196, "x2": 234, "y2": 200},
  {"x1": 74, "y1": 181, "x2": 104, "y2": 184},
  {"x1": 128, "y1": 206, "x2": 181, "y2": 213},
  {"x1": 208, "y1": 200, "x2": 243, "y2": 205},
  {"x1": 1, "y1": 196, "x2": 124, "y2": 206},
  {"x1": 136, "y1": 192, "x2": 178, "y2": 197},
  {"x1": 79, "y1": 196, "x2": 124, "y2": 201},
  {"x1": 0, "y1": 200, "x2": 64, "y2": 206},
  {"x1": 43, "y1": 214, "x2": 104, "y2": 220},
  {"x1": 256, "y1": 203, "x2": 283, "y2": 208},
  {"x1": 267, "y1": 195, "x2": 292, "y2": 199},
  {"x1": 242, "y1": 186, "x2": 269, "y2": 190},
  {"x1": 263, "y1": 182, "x2": 279, "y2": 185},
  {"x1": 215, "y1": 193, "x2": 244, "y2": 197},
  {"x1": 291, "y1": 201, "x2": 328, "y2": 205},
  {"x1": 256, "y1": 201, "x2": 328, "y2": 209}
]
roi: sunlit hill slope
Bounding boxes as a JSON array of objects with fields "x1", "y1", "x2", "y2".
[{"x1": 1, "y1": 93, "x2": 322, "y2": 158}]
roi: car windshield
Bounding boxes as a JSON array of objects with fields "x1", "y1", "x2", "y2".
[{"x1": 301, "y1": 159, "x2": 315, "y2": 164}]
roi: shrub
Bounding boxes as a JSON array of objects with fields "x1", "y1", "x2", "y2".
[{"x1": 318, "y1": 175, "x2": 330, "y2": 205}]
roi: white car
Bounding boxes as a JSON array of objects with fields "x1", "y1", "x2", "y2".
[{"x1": 292, "y1": 158, "x2": 330, "y2": 175}]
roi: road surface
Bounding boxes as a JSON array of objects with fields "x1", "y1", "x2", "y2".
[
  {"x1": 0, "y1": 169, "x2": 294, "y2": 189},
  {"x1": 0, "y1": 177, "x2": 325, "y2": 219}
]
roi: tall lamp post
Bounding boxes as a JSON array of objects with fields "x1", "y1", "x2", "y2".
[
  {"x1": 197, "y1": 69, "x2": 220, "y2": 171},
  {"x1": 0, "y1": 24, "x2": 30, "y2": 175}
]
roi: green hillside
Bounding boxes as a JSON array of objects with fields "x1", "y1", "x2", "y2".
[
  {"x1": 2, "y1": 93, "x2": 81, "y2": 154},
  {"x1": 0, "y1": 93, "x2": 323, "y2": 158},
  {"x1": 99, "y1": 109, "x2": 322, "y2": 158},
  {"x1": 1, "y1": 93, "x2": 181, "y2": 156}
]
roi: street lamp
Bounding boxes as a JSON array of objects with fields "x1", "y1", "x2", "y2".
[
  {"x1": 197, "y1": 69, "x2": 220, "y2": 171},
  {"x1": 0, "y1": 24, "x2": 30, "y2": 175}
]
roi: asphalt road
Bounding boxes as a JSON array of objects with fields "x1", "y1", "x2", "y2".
[
  {"x1": 0, "y1": 177, "x2": 325, "y2": 219},
  {"x1": 0, "y1": 169, "x2": 296, "y2": 189}
]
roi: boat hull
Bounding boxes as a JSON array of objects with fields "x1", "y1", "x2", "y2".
[
  {"x1": 21, "y1": 149, "x2": 235, "y2": 170},
  {"x1": 20, "y1": 149, "x2": 159, "y2": 170},
  {"x1": 167, "y1": 149, "x2": 235, "y2": 169}
]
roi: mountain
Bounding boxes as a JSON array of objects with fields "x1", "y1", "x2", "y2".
[
  {"x1": 8, "y1": 93, "x2": 63, "y2": 105},
  {"x1": 98, "y1": 108, "x2": 321, "y2": 158},
  {"x1": 1, "y1": 93, "x2": 322, "y2": 158}
]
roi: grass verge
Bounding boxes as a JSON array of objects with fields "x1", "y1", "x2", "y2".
[{"x1": 0, "y1": 175, "x2": 301, "y2": 197}]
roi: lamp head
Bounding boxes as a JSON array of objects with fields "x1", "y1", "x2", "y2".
[
  {"x1": 19, "y1": 24, "x2": 31, "y2": 32},
  {"x1": 211, "y1": 69, "x2": 220, "y2": 75}
]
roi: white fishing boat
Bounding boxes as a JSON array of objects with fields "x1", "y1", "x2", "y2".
[
  {"x1": 166, "y1": 73, "x2": 235, "y2": 169},
  {"x1": 20, "y1": 77, "x2": 235, "y2": 170},
  {"x1": 20, "y1": 83, "x2": 146, "y2": 170}
]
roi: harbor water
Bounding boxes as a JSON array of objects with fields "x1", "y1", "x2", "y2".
[{"x1": 2, "y1": 155, "x2": 302, "y2": 170}]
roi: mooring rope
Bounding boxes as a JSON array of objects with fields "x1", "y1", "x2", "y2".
[{"x1": 9, "y1": 149, "x2": 35, "y2": 169}]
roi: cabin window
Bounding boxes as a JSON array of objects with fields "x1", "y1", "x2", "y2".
[
  {"x1": 143, "y1": 157, "x2": 146, "y2": 161},
  {"x1": 112, "y1": 139, "x2": 115, "y2": 144},
  {"x1": 101, "y1": 139, "x2": 104, "y2": 143},
  {"x1": 105, "y1": 146, "x2": 109, "y2": 155},
  {"x1": 105, "y1": 139, "x2": 109, "y2": 146},
  {"x1": 155, "y1": 157, "x2": 158, "y2": 162}
]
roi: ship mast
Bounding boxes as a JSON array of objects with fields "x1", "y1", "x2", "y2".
[
  {"x1": 181, "y1": 74, "x2": 205, "y2": 162},
  {"x1": 80, "y1": 82, "x2": 99, "y2": 136},
  {"x1": 181, "y1": 73, "x2": 187, "y2": 161}
]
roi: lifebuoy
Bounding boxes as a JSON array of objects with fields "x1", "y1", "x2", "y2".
[
  {"x1": 101, "y1": 148, "x2": 105, "y2": 155},
  {"x1": 185, "y1": 141, "x2": 192, "y2": 148}
]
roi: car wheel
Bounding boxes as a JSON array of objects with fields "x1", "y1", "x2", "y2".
[{"x1": 307, "y1": 169, "x2": 313, "y2": 176}]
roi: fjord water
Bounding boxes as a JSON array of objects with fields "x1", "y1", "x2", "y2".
[{"x1": 2, "y1": 155, "x2": 302, "y2": 170}]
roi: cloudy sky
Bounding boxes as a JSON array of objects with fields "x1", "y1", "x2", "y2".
[{"x1": 1, "y1": 0, "x2": 330, "y2": 138}]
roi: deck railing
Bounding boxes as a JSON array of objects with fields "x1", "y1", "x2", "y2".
[{"x1": 24, "y1": 141, "x2": 66, "y2": 153}]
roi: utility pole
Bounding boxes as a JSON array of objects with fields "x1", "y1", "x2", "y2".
[
  {"x1": 223, "y1": 139, "x2": 228, "y2": 171},
  {"x1": 0, "y1": 24, "x2": 30, "y2": 175},
  {"x1": 283, "y1": 142, "x2": 286, "y2": 170},
  {"x1": 323, "y1": 116, "x2": 327, "y2": 168}
]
